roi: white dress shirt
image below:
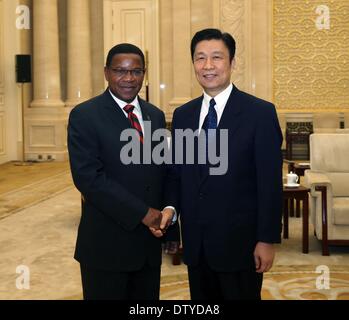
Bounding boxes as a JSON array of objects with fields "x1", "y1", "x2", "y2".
[
  {"x1": 109, "y1": 90, "x2": 145, "y2": 134},
  {"x1": 198, "y1": 84, "x2": 233, "y2": 132}
]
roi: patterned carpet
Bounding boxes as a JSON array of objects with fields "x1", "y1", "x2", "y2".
[
  {"x1": 0, "y1": 161, "x2": 348, "y2": 300},
  {"x1": 262, "y1": 265, "x2": 349, "y2": 300},
  {"x1": 0, "y1": 161, "x2": 72, "y2": 220},
  {"x1": 0, "y1": 171, "x2": 73, "y2": 220},
  {"x1": 160, "y1": 264, "x2": 349, "y2": 300}
]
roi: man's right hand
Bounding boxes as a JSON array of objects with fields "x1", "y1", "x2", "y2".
[
  {"x1": 142, "y1": 208, "x2": 162, "y2": 229},
  {"x1": 148, "y1": 208, "x2": 175, "y2": 238}
]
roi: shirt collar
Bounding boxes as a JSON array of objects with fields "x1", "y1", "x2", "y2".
[
  {"x1": 203, "y1": 83, "x2": 233, "y2": 108},
  {"x1": 108, "y1": 89, "x2": 140, "y2": 112}
]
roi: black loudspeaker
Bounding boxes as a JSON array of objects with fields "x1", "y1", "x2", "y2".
[{"x1": 16, "y1": 54, "x2": 31, "y2": 83}]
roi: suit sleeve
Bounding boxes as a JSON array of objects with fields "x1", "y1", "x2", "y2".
[
  {"x1": 163, "y1": 221, "x2": 181, "y2": 242},
  {"x1": 67, "y1": 107, "x2": 149, "y2": 231},
  {"x1": 254, "y1": 103, "x2": 283, "y2": 243},
  {"x1": 164, "y1": 108, "x2": 181, "y2": 211}
]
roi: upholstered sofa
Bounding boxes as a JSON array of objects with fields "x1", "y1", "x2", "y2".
[{"x1": 304, "y1": 133, "x2": 349, "y2": 255}]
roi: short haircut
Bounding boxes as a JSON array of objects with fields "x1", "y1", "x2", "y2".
[
  {"x1": 106, "y1": 43, "x2": 145, "y2": 68},
  {"x1": 191, "y1": 28, "x2": 236, "y2": 62}
]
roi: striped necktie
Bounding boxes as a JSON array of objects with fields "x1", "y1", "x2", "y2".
[{"x1": 123, "y1": 104, "x2": 144, "y2": 143}]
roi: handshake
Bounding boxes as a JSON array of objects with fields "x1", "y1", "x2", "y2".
[{"x1": 142, "y1": 207, "x2": 174, "y2": 238}]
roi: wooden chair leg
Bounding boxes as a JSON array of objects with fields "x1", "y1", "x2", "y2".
[
  {"x1": 322, "y1": 239, "x2": 329, "y2": 256},
  {"x1": 315, "y1": 186, "x2": 330, "y2": 256},
  {"x1": 172, "y1": 247, "x2": 183, "y2": 265}
]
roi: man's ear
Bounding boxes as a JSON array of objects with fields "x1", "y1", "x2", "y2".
[
  {"x1": 230, "y1": 58, "x2": 236, "y2": 71},
  {"x1": 104, "y1": 66, "x2": 109, "y2": 81}
]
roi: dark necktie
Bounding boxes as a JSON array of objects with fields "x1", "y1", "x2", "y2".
[
  {"x1": 200, "y1": 98, "x2": 217, "y2": 176},
  {"x1": 123, "y1": 104, "x2": 144, "y2": 143},
  {"x1": 204, "y1": 98, "x2": 218, "y2": 131}
]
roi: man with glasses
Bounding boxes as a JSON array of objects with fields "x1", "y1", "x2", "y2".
[{"x1": 68, "y1": 43, "x2": 175, "y2": 299}]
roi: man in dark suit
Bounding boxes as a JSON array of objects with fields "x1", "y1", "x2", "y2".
[
  {"x1": 165, "y1": 29, "x2": 283, "y2": 299},
  {"x1": 68, "y1": 43, "x2": 174, "y2": 300}
]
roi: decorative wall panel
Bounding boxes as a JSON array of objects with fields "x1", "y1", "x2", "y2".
[
  {"x1": 29, "y1": 126, "x2": 56, "y2": 147},
  {"x1": 220, "y1": 0, "x2": 250, "y2": 91},
  {"x1": 274, "y1": 0, "x2": 349, "y2": 111}
]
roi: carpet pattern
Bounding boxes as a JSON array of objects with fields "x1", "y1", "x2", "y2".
[
  {"x1": 263, "y1": 265, "x2": 349, "y2": 300},
  {"x1": 0, "y1": 161, "x2": 348, "y2": 300},
  {"x1": 160, "y1": 265, "x2": 349, "y2": 300},
  {"x1": 0, "y1": 171, "x2": 73, "y2": 220}
]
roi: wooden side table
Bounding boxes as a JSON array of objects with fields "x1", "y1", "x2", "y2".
[
  {"x1": 283, "y1": 161, "x2": 310, "y2": 217},
  {"x1": 283, "y1": 185, "x2": 310, "y2": 253}
]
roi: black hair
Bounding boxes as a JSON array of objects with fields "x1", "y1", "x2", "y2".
[
  {"x1": 106, "y1": 43, "x2": 145, "y2": 68},
  {"x1": 191, "y1": 28, "x2": 236, "y2": 62}
]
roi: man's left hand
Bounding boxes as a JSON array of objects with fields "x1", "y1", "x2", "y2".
[{"x1": 254, "y1": 242, "x2": 275, "y2": 273}]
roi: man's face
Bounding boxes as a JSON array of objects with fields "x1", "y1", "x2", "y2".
[
  {"x1": 193, "y1": 39, "x2": 235, "y2": 97},
  {"x1": 104, "y1": 53, "x2": 145, "y2": 103}
]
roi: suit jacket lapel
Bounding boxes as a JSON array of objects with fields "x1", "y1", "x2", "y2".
[
  {"x1": 139, "y1": 98, "x2": 152, "y2": 125},
  {"x1": 217, "y1": 85, "x2": 243, "y2": 134},
  {"x1": 187, "y1": 96, "x2": 204, "y2": 187},
  {"x1": 101, "y1": 89, "x2": 131, "y2": 129},
  {"x1": 188, "y1": 96, "x2": 203, "y2": 132}
]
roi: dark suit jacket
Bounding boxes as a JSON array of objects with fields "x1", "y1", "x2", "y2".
[
  {"x1": 68, "y1": 89, "x2": 166, "y2": 272},
  {"x1": 166, "y1": 85, "x2": 283, "y2": 272}
]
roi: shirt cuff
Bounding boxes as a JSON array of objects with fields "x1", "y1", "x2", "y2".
[{"x1": 164, "y1": 206, "x2": 177, "y2": 225}]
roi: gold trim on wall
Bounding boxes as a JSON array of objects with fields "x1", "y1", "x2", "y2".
[{"x1": 273, "y1": 0, "x2": 349, "y2": 112}]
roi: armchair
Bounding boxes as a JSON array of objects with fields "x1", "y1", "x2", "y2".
[{"x1": 304, "y1": 133, "x2": 349, "y2": 255}]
